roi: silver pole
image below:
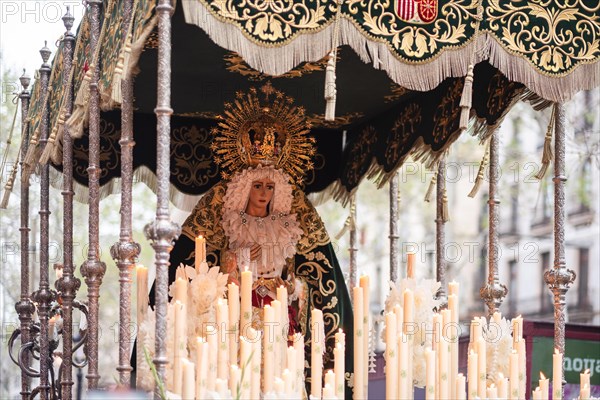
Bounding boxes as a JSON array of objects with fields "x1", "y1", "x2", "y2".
[
  {"x1": 15, "y1": 69, "x2": 34, "y2": 400},
  {"x1": 144, "y1": 0, "x2": 180, "y2": 395},
  {"x1": 110, "y1": 0, "x2": 140, "y2": 384},
  {"x1": 544, "y1": 103, "x2": 575, "y2": 391},
  {"x1": 348, "y1": 195, "x2": 357, "y2": 290},
  {"x1": 389, "y1": 172, "x2": 400, "y2": 283},
  {"x1": 31, "y1": 41, "x2": 54, "y2": 400},
  {"x1": 435, "y1": 159, "x2": 446, "y2": 298},
  {"x1": 81, "y1": 0, "x2": 107, "y2": 389},
  {"x1": 480, "y1": 129, "x2": 507, "y2": 315},
  {"x1": 56, "y1": 8, "x2": 81, "y2": 399}
]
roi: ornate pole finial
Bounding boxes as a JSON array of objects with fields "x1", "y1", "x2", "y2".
[
  {"x1": 40, "y1": 41, "x2": 51, "y2": 65},
  {"x1": 19, "y1": 69, "x2": 31, "y2": 89},
  {"x1": 63, "y1": 6, "x2": 75, "y2": 32}
]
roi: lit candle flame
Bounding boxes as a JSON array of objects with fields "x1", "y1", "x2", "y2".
[{"x1": 540, "y1": 372, "x2": 546, "y2": 380}]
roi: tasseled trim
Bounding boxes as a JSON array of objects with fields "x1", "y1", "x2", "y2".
[
  {"x1": 324, "y1": 51, "x2": 337, "y2": 121},
  {"x1": 442, "y1": 188, "x2": 449, "y2": 223},
  {"x1": 535, "y1": 105, "x2": 556, "y2": 180},
  {"x1": 459, "y1": 64, "x2": 474, "y2": 131},
  {"x1": 0, "y1": 149, "x2": 20, "y2": 209},
  {"x1": 468, "y1": 140, "x2": 490, "y2": 198},
  {"x1": 424, "y1": 167, "x2": 438, "y2": 203},
  {"x1": 39, "y1": 112, "x2": 66, "y2": 165},
  {"x1": 335, "y1": 195, "x2": 356, "y2": 240},
  {"x1": 110, "y1": 34, "x2": 133, "y2": 105}
]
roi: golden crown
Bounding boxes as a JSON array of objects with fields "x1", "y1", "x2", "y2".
[{"x1": 211, "y1": 83, "x2": 316, "y2": 184}]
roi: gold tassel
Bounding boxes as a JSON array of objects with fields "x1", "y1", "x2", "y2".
[
  {"x1": 468, "y1": 141, "x2": 490, "y2": 198},
  {"x1": 324, "y1": 50, "x2": 337, "y2": 121},
  {"x1": 424, "y1": 169, "x2": 438, "y2": 202},
  {"x1": 459, "y1": 64, "x2": 474, "y2": 131},
  {"x1": 0, "y1": 155, "x2": 19, "y2": 209},
  {"x1": 39, "y1": 115, "x2": 63, "y2": 165},
  {"x1": 535, "y1": 105, "x2": 556, "y2": 180},
  {"x1": 112, "y1": 35, "x2": 133, "y2": 104},
  {"x1": 442, "y1": 188, "x2": 449, "y2": 223}
]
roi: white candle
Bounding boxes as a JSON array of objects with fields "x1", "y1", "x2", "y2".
[
  {"x1": 440, "y1": 323, "x2": 450, "y2": 400},
  {"x1": 323, "y1": 383, "x2": 335, "y2": 400},
  {"x1": 580, "y1": 368, "x2": 591, "y2": 393},
  {"x1": 206, "y1": 325, "x2": 218, "y2": 391},
  {"x1": 540, "y1": 372, "x2": 549, "y2": 400},
  {"x1": 581, "y1": 383, "x2": 591, "y2": 400},
  {"x1": 509, "y1": 350, "x2": 519, "y2": 400},
  {"x1": 272, "y1": 299, "x2": 283, "y2": 375},
  {"x1": 425, "y1": 347, "x2": 435, "y2": 400},
  {"x1": 403, "y1": 289, "x2": 414, "y2": 333},
  {"x1": 468, "y1": 350, "x2": 478, "y2": 400},
  {"x1": 398, "y1": 333, "x2": 409, "y2": 400},
  {"x1": 264, "y1": 304, "x2": 275, "y2": 393},
  {"x1": 487, "y1": 383, "x2": 498, "y2": 399},
  {"x1": 195, "y1": 338, "x2": 208, "y2": 399},
  {"x1": 353, "y1": 287, "x2": 364, "y2": 400},
  {"x1": 406, "y1": 252, "x2": 415, "y2": 278},
  {"x1": 195, "y1": 235, "x2": 206, "y2": 270},
  {"x1": 240, "y1": 335, "x2": 252, "y2": 399},
  {"x1": 277, "y1": 286, "x2": 289, "y2": 369},
  {"x1": 274, "y1": 377, "x2": 284, "y2": 395},
  {"x1": 518, "y1": 337, "x2": 526, "y2": 398},
  {"x1": 456, "y1": 373, "x2": 466, "y2": 400},
  {"x1": 251, "y1": 331, "x2": 262, "y2": 400},
  {"x1": 433, "y1": 313, "x2": 442, "y2": 399},
  {"x1": 283, "y1": 369, "x2": 292, "y2": 397},
  {"x1": 241, "y1": 268, "x2": 253, "y2": 333},
  {"x1": 532, "y1": 386, "x2": 542, "y2": 400},
  {"x1": 359, "y1": 275, "x2": 370, "y2": 397},
  {"x1": 476, "y1": 336, "x2": 487, "y2": 399},
  {"x1": 174, "y1": 277, "x2": 187, "y2": 305},
  {"x1": 470, "y1": 317, "x2": 482, "y2": 344},
  {"x1": 294, "y1": 333, "x2": 305, "y2": 396},
  {"x1": 512, "y1": 315, "x2": 523, "y2": 345},
  {"x1": 448, "y1": 294, "x2": 459, "y2": 400},
  {"x1": 217, "y1": 299, "x2": 229, "y2": 380},
  {"x1": 228, "y1": 282, "x2": 240, "y2": 366},
  {"x1": 497, "y1": 372, "x2": 508, "y2": 399},
  {"x1": 448, "y1": 280, "x2": 459, "y2": 296},
  {"x1": 215, "y1": 378, "x2": 228, "y2": 397},
  {"x1": 394, "y1": 304, "x2": 403, "y2": 336},
  {"x1": 334, "y1": 343, "x2": 344, "y2": 399},
  {"x1": 311, "y1": 308, "x2": 324, "y2": 399},
  {"x1": 553, "y1": 349, "x2": 563, "y2": 400},
  {"x1": 287, "y1": 346, "x2": 297, "y2": 395},
  {"x1": 325, "y1": 370, "x2": 336, "y2": 391},
  {"x1": 173, "y1": 301, "x2": 187, "y2": 395},
  {"x1": 386, "y1": 312, "x2": 398, "y2": 400},
  {"x1": 230, "y1": 364, "x2": 241, "y2": 398},
  {"x1": 182, "y1": 358, "x2": 195, "y2": 400}
]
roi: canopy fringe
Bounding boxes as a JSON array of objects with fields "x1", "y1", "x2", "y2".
[{"x1": 535, "y1": 104, "x2": 556, "y2": 180}]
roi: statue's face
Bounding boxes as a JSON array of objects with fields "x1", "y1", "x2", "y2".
[{"x1": 246, "y1": 177, "x2": 275, "y2": 216}]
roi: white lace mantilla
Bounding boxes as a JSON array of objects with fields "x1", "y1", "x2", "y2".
[{"x1": 222, "y1": 165, "x2": 303, "y2": 277}]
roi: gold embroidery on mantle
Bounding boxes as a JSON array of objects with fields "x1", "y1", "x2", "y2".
[
  {"x1": 432, "y1": 79, "x2": 462, "y2": 144},
  {"x1": 344, "y1": 0, "x2": 479, "y2": 61},
  {"x1": 306, "y1": 112, "x2": 364, "y2": 128},
  {"x1": 485, "y1": 0, "x2": 600, "y2": 76},
  {"x1": 385, "y1": 103, "x2": 422, "y2": 165},
  {"x1": 204, "y1": 0, "x2": 337, "y2": 43},
  {"x1": 224, "y1": 52, "x2": 330, "y2": 80}
]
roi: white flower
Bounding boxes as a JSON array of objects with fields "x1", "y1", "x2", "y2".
[{"x1": 485, "y1": 316, "x2": 513, "y2": 380}]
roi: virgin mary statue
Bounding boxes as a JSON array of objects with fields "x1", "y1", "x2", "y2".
[{"x1": 158, "y1": 85, "x2": 354, "y2": 396}]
